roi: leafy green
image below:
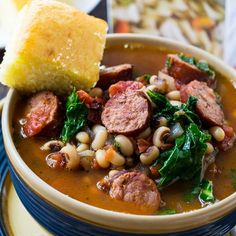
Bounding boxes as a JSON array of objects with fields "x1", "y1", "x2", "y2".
[
  {"x1": 184, "y1": 179, "x2": 215, "y2": 204},
  {"x1": 113, "y1": 138, "x2": 121, "y2": 152},
  {"x1": 143, "y1": 74, "x2": 151, "y2": 83},
  {"x1": 60, "y1": 88, "x2": 88, "y2": 143},
  {"x1": 198, "y1": 179, "x2": 215, "y2": 203},
  {"x1": 230, "y1": 169, "x2": 236, "y2": 189},
  {"x1": 156, "y1": 123, "x2": 211, "y2": 186},
  {"x1": 148, "y1": 90, "x2": 211, "y2": 187},
  {"x1": 158, "y1": 208, "x2": 176, "y2": 215},
  {"x1": 165, "y1": 57, "x2": 172, "y2": 70},
  {"x1": 147, "y1": 90, "x2": 201, "y2": 126},
  {"x1": 177, "y1": 53, "x2": 215, "y2": 77}
]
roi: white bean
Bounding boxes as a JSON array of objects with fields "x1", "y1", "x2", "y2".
[
  {"x1": 89, "y1": 87, "x2": 103, "y2": 98},
  {"x1": 107, "y1": 149, "x2": 125, "y2": 166},
  {"x1": 91, "y1": 125, "x2": 108, "y2": 150},
  {"x1": 61, "y1": 144, "x2": 80, "y2": 170},
  {"x1": 209, "y1": 126, "x2": 225, "y2": 142},
  {"x1": 206, "y1": 142, "x2": 214, "y2": 155},
  {"x1": 80, "y1": 157, "x2": 93, "y2": 171},
  {"x1": 76, "y1": 132, "x2": 90, "y2": 144},
  {"x1": 137, "y1": 127, "x2": 152, "y2": 139},
  {"x1": 114, "y1": 135, "x2": 134, "y2": 156},
  {"x1": 76, "y1": 143, "x2": 89, "y2": 153},
  {"x1": 156, "y1": 117, "x2": 167, "y2": 128},
  {"x1": 153, "y1": 127, "x2": 170, "y2": 148},
  {"x1": 166, "y1": 90, "x2": 180, "y2": 101},
  {"x1": 158, "y1": 71, "x2": 176, "y2": 92},
  {"x1": 95, "y1": 149, "x2": 110, "y2": 168},
  {"x1": 140, "y1": 146, "x2": 160, "y2": 165},
  {"x1": 78, "y1": 150, "x2": 95, "y2": 158}
]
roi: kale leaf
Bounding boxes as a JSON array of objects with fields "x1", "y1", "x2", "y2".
[
  {"x1": 148, "y1": 90, "x2": 211, "y2": 187},
  {"x1": 158, "y1": 208, "x2": 176, "y2": 215},
  {"x1": 177, "y1": 53, "x2": 215, "y2": 77},
  {"x1": 156, "y1": 123, "x2": 211, "y2": 187},
  {"x1": 60, "y1": 88, "x2": 88, "y2": 143}
]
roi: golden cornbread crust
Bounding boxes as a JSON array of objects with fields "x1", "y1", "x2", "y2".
[{"x1": 0, "y1": 0, "x2": 108, "y2": 94}]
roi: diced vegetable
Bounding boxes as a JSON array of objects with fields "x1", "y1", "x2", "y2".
[
  {"x1": 60, "y1": 89, "x2": 88, "y2": 143},
  {"x1": 158, "y1": 208, "x2": 176, "y2": 215}
]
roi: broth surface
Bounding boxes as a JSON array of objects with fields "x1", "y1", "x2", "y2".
[{"x1": 13, "y1": 44, "x2": 236, "y2": 214}]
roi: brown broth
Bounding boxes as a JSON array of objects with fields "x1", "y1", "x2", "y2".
[{"x1": 13, "y1": 44, "x2": 236, "y2": 215}]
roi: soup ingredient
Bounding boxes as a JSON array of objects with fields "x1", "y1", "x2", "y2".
[
  {"x1": 114, "y1": 135, "x2": 134, "y2": 156},
  {"x1": 158, "y1": 209, "x2": 176, "y2": 215},
  {"x1": 60, "y1": 89, "x2": 87, "y2": 143},
  {"x1": 109, "y1": 80, "x2": 144, "y2": 97},
  {"x1": 46, "y1": 152, "x2": 68, "y2": 169},
  {"x1": 180, "y1": 80, "x2": 224, "y2": 126},
  {"x1": 102, "y1": 91, "x2": 150, "y2": 135},
  {"x1": 97, "y1": 64, "x2": 133, "y2": 90},
  {"x1": 0, "y1": 0, "x2": 107, "y2": 93},
  {"x1": 40, "y1": 140, "x2": 64, "y2": 152},
  {"x1": 156, "y1": 123, "x2": 211, "y2": 187},
  {"x1": 23, "y1": 91, "x2": 61, "y2": 137},
  {"x1": 166, "y1": 54, "x2": 215, "y2": 87},
  {"x1": 109, "y1": 171, "x2": 161, "y2": 210},
  {"x1": 217, "y1": 125, "x2": 236, "y2": 151}
]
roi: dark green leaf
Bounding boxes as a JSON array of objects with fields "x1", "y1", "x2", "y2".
[
  {"x1": 113, "y1": 138, "x2": 121, "y2": 152},
  {"x1": 198, "y1": 179, "x2": 215, "y2": 203},
  {"x1": 196, "y1": 61, "x2": 215, "y2": 77},
  {"x1": 143, "y1": 74, "x2": 151, "y2": 83},
  {"x1": 165, "y1": 57, "x2": 172, "y2": 70},
  {"x1": 178, "y1": 53, "x2": 196, "y2": 65},
  {"x1": 177, "y1": 53, "x2": 215, "y2": 77},
  {"x1": 60, "y1": 88, "x2": 88, "y2": 143}
]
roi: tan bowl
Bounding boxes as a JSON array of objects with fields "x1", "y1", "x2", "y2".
[{"x1": 2, "y1": 34, "x2": 236, "y2": 235}]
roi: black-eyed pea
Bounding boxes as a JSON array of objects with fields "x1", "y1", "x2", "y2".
[{"x1": 140, "y1": 146, "x2": 160, "y2": 165}]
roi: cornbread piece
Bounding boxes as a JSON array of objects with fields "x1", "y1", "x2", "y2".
[{"x1": 0, "y1": 0, "x2": 107, "y2": 94}]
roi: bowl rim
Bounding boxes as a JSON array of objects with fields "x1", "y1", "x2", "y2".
[{"x1": 2, "y1": 33, "x2": 236, "y2": 234}]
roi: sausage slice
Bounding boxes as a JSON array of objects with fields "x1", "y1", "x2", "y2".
[
  {"x1": 102, "y1": 91, "x2": 150, "y2": 135},
  {"x1": 110, "y1": 171, "x2": 161, "y2": 210},
  {"x1": 109, "y1": 80, "x2": 144, "y2": 97},
  {"x1": 23, "y1": 91, "x2": 61, "y2": 137},
  {"x1": 180, "y1": 80, "x2": 224, "y2": 126},
  {"x1": 97, "y1": 64, "x2": 133, "y2": 90},
  {"x1": 166, "y1": 54, "x2": 215, "y2": 87}
]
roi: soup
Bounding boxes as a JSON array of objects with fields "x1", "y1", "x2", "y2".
[{"x1": 13, "y1": 43, "x2": 236, "y2": 215}]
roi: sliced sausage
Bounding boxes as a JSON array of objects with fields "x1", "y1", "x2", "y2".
[
  {"x1": 110, "y1": 171, "x2": 161, "y2": 210},
  {"x1": 109, "y1": 80, "x2": 144, "y2": 97},
  {"x1": 102, "y1": 91, "x2": 150, "y2": 135},
  {"x1": 23, "y1": 91, "x2": 61, "y2": 137},
  {"x1": 180, "y1": 80, "x2": 224, "y2": 126},
  {"x1": 166, "y1": 54, "x2": 216, "y2": 87},
  {"x1": 97, "y1": 64, "x2": 133, "y2": 90}
]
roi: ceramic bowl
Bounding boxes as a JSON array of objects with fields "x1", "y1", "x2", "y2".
[{"x1": 2, "y1": 34, "x2": 236, "y2": 236}]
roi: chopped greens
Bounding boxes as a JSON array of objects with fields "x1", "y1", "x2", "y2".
[
  {"x1": 230, "y1": 169, "x2": 236, "y2": 189},
  {"x1": 165, "y1": 57, "x2": 172, "y2": 70},
  {"x1": 148, "y1": 90, "x2": 211, "y2": 187},
  {"x1": 184, "y1": 179, "x2": 215, "y2": 204},
  {"x1": 60, "y1": 88, "x2": 88, "y2": 143},
  {"x1": 143, "y1": 74, "x2": 151, "y2": 83},
  {"x1": 113, "y1": 138, "x2": 121, "y2": 152},
  {"x1": 158, "y1": 208, "x2": 176, "y2": 215},
  {"x1": 157, "y1": 123, "x2": 211, "y2": 186},
  {"x1": 177, "y1": 53, "x2": 215, "y2": 77}
]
